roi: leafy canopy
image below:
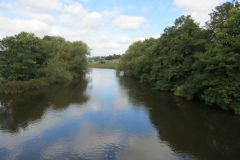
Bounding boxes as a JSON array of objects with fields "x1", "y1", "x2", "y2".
[{"x1": 118, "y1": 2, "x2": 240, "y2": 113}]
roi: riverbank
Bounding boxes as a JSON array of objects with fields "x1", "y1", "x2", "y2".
[
  {"x1": 88, "y1": 63, "x2": 117, "y2": 69},
  {"x1": 0, "y1": 75, "x2": 88, "y2": 95},
  {"x1": 0, "y1": 78, "x2": 54, "y2": 94}
]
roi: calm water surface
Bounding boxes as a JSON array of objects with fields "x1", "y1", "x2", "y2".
[{"x1": 0, "y1": 68, "x2": 240, "y2": 160}]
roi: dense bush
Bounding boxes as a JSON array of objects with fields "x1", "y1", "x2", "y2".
[
  {"x1": 0, "y1": 32, "x2": 89, "y2": 83},
  {"x1": 118, "y1": 2, "x2": 240, "y2": 113}
]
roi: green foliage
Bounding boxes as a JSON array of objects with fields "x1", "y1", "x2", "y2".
[
  {"x1": 0, "y1": 32, "x2": 45, "y2": 80},
  {"x1": 118, "y1": 3, "x2": 240, "y2": 113},
  {"x1": 41, "y1": 36, "x2": 89, "y2": 80},
  {"x1": 0, "y1": 32, "x2": 89, "y2": 92},
  {"x1": 118, "y1": 38, "x2": 158, "y2": 82},
  {"x1": 44, "y1": 56, "x2": 73, "y2": 83},
  {"x1": 67, "y1": 41, "x2": 89, "y2": 77},
  {"x1": 0, "y1": 75, "x2": 5, "y2": 83}
]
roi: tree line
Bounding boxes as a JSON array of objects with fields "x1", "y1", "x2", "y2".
[
  {"x1": 0, "y1": 32, "x2": 89, "y2": 83},
  {"x1": 89, "y1": 54, "x2": 121, "y2": 63},
  {"x1": 118, "y1": 2, "x2": 240, "y2": 113}
]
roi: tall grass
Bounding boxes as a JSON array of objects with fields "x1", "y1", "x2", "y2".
[{"x1": 0, "y1": 78, "x2": 53, "y2": 94}]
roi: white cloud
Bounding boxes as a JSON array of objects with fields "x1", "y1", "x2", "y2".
[
  {"x1": 31, "y1": 14, "x2": 55, "y2": 24},
  {"x1": 113, "y1": 15, "x2": 148, "y2": 31},
  {"x1": 16, "y1": 0, "x2": 61, "y2": 13},
  {"x1": 118, "y1": 36, "x2": 130, "y2": 43},
  {"x1": 63, "y1": 3, "x2": 86, "y2": 16},
  {"x1": 0, "y1": 2, "x2": 12, "y2": 9},
  {"x1": 0, "y1": 13, "x2": 17, "y2": 36},
  {"x1": 0, "y1": 0, "x2": 151, "y2": 56},
  {"x1": 174, "y1": 0, "x2": 222, "y2": 12},
  {"x1": 174, "y1": 0, "x2": 224, "y2": 24},
  {"x1": 14, "y1": 19, "x2": 51, "y2": 34},
  {"x1": 0, "y1": 13, "x2": 55, "y2": 38},
  {"x1": 82, "y1": 12, "x2": 103, "y2": 29},
  {"x1": 59, "y1": 14, "x2": 75, "y2": 25},
  {"x1": 93, "y1": 42, "x2": 121, "y2": 50}
]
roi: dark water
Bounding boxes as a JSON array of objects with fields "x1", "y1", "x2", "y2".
[{"x1": 0, "y1": 69, "x2": 240, "y2": 160}]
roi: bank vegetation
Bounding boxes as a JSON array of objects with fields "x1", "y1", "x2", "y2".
[
  {"x1": 0, "y1": 32, "x2": 89, "y2": 94},
  {"x1": 118, "y1": 2, "x2": 240, "y2": 113}
]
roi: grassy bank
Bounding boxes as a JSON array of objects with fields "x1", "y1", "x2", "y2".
[
  {"x1": 0, "y1": 75, "x2": 87, "y2": 95},
  {"x1": 0, "y1": 78, "x2": 54, "y2": 94},
  {"x1": 89, "y1": 63, "x2": 118, "y2": 69}
]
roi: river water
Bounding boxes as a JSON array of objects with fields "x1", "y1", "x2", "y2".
[{"x1": 0, "y1": 68, "x2": 240, "y2": 160}]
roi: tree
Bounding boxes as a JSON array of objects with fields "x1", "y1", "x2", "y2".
[
  {"x1": 0, "y1": 33, "x2": 89, "y2": 83},
  {"x1": 67, "y1": 41, "x2": 89, "y2": 78},
  {"x1": 118, "y1": 2, "x2": 240, "y2": 113},
  {"x1": 0, "y1": 32, "x2": 44, "y2": 81},
  {"x1": 151, "y1": 16, "x2": 208, "y2": 91},
  {"x1": 42, "y1": 36, "x2": 89, "y2": 81}
]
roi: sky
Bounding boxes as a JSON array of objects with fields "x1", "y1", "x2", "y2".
[{"x1": 0, "y1": 0, "x2": 227, "y2": 56}]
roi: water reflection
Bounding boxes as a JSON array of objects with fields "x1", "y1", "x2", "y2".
[
  {"x1": 0, "y1": 79, "x2": 89, "y2": 133},
  {"x1": 0, "y1": 69, "x2": 240, "y2": 160},
  {"x1": 118, "y1": 77, "x2": 240, "y2": 160}
]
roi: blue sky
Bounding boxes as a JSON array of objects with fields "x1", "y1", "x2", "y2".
[{"x1": 0, "y1": 0, "x2": 227, "y2": 56}]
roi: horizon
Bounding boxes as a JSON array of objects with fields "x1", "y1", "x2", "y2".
[{"x1": 0, "y1": 0, "x2": 227, "y2": 56}]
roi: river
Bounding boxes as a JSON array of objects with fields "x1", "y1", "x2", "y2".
[{"x1": 0, "y1": 68, "x2": 240, "y2": 160}]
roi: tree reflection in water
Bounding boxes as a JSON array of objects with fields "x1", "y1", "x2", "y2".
[
  {"x1": 0, "y1": 79, "x2": 89, "y2": 133},
  {"x1": 1, "y1": 70, "x2": 240, "y2": 160},
  {"x1": 118, "y1": 76, "x2": 240, "y2": 160}
]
